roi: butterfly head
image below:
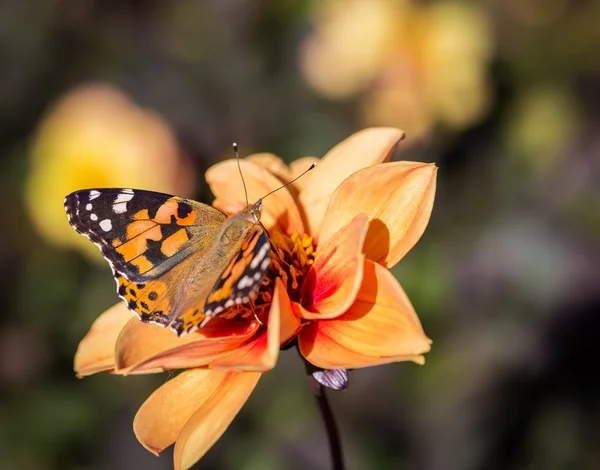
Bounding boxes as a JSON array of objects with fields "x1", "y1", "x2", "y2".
[{"x1": 242, "y1": 199, "x2": 262, "y2": 224}]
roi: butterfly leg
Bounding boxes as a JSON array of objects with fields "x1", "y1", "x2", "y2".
[{"x1": 248, "y1": 298, "x2": 264, "y2": 326}]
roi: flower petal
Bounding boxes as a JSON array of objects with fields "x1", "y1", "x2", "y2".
[
  {"x1": 298, "y1": 213, "x2": 368, "y2": 319},
  {"x1": 206, "y1": 159, "x2": 304, "y2": 235},
  {"x1": 289, "y1": 156, "x2": 320, "y2": 192},
  {"x1": 276, "y1": 278, "x2": 302, "y2": 345},
  {"x1": 115, "y1": 318, "x2": 258, "y2": 374},
  {"x1": 298, "y1": 128, "x2": 405, "y2": 240},
  {"x1": 74, "y1": 302, "x2": 132, "y2": 377},
  {"x1": 319, "y1": 161, "x2": 437, "y2": 268},
  {"x1": 133, "y1": 368, "x2": 260, "y2": 461},
  {"x1": 209, "y1": 280, "x2": 285, "y2": 371},
  {"x1": 172, "y1": 370, "x2": 261, "y2": 470},
  {"x1": 299, "y1": 259, "x2": 431, "y2": 369},
  {"x1": 246, "y1": 152, "x2": 292, "y2": 183}
]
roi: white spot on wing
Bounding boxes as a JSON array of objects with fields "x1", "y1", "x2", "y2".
[
  {"x1": 85, "y1": 203, "x2": 92, "y2": 211},
  {"x1": 113, "y1": 203, "x2": 128, "y2": 214},
  {"x1": 90, "y1": 213, "x2": 98, "y2": 221},
  {"x1": 261, "y1": 259, "x2": 270, "y2": 270},
  {"x1": 99, "y1": 219, "x2": 112, "y2": 232},
  {"x1": 112, "y1": 192, "x2": 134, "y2": 214},
  {"x1": 89, "y1": 190, "x2": 101, "y2": 200},
  {"x1": 250, "y1": 243, "x2": 269, "y2": 269},
  {"x1": 123, "y1": 188, "x2": 134, "y2": 194},
  {"x1": 115, "y1": 193, "x2": 134, "y2": 203},
  {"x1": 237, "y1": 275, "x2": 254, "y2": 289},
  {"x1": 225, "y1": 299, "x2": 234, "y2": 308}
]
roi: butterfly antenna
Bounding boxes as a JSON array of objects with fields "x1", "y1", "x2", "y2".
[
  {"x1": 256, "y1": 162, "x2": 316, "y2": 268},
  {"x1": 234, "y1": 142, "x2": 249, "y2": 206},
  {"x1": 260, "y1": 162, "x2": 317, "y2": 202}
]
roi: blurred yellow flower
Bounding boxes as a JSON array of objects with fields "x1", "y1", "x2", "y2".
[
  {"x1": 300, "y1": 0, "x2": 492, "y2": 138},
  {"x1": 25, "y1": 83, "x2": 195, "y2": 257}
]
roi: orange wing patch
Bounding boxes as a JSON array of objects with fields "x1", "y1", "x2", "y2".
[
  {"x1": 205, "y1": 255, "x2": 249, "y2": 304},
  {"x1": 154, "y1": 198, "x2": 197, "y2": 225},
  {"x1": 130, "y1": 255, "x2": 154, "y2": 274},
  {"x1": 133, "y1": 209, "x2": 150, "y2": 220},
  {"x1": 114, "y1": 198, "x2": 198, "y2": 277},
  {"x1": 127, "y1": 220, "x2": 156, "y2": 238},
  {"x1": 171, "y1": 304, "x2": 208, "y2": 336},
  {"x1": 117, "y1": 225, "x2": 162, "y2": 261},
  {"x1": 116, "y1": 273, "x2": 172, "y2": 326},
  {"x1": 161, "y1": 229, "x2": 189, "y2": 256}
]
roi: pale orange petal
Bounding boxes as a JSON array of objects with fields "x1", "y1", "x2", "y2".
[
  {"x1": 246, "y1": 152, "x2": 292, "y2": 183},
  {"x1": 134, "y1": 368, "x2": 260, "y2": 460},
  {"x1": 209, "y1": 281, "x2": 284, "y2": 371},
  {"x1": 298, "y1": 128, "x2": 405, "y2": 240},
  {"x1": 172, "y1": 370, "x2": 261, "y2": 470},
  {"x1": 115, "y1": 318, "x2": 258, "y2": 374},
  {"x1": 74, "y1": 302, "x2": 132, "y2": 377},
  {"x1": 206, "y1": 159, "x2": 304, "y2": 235},
  {"x1": 289, "y1": 157, "x2": 320, "y2": 192},
  {"x1": 319, "y1": 161, "x2": 437, "y2": 268},
  {"x1": 299, "y1": 259, "x2": 431, "y2": 369},
  {"x1": 298, "y1": 214, "x2": 368, "y2": 320}
]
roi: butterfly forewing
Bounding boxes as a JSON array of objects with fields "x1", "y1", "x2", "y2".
[
  {"x1": 203, "y1": 227, "x2": 271, "y2": 318},
  {"x1": 64, "y1": 189, "x2": 227, "y2": 281}
]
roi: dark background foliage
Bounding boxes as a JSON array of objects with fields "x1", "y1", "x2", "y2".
[{"x1": 1, "y1": 1, "x2": 599, "y2": 469}]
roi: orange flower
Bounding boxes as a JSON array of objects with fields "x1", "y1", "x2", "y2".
[{"x1": 74, "y1": 128, "x2": 436, "y2": 469}]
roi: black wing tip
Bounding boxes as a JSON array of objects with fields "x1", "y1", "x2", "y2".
[{"x1": 64, "y1": 192, "x2": 81, "y2": 223}]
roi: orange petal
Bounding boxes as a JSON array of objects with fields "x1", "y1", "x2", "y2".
[
  {"x1": 74, "y1": 302, "x2": 132, "y2": 377},
  {"x1": 172, "y1": 370, "x2": 261, "y2": 470},
  {"x1": 206, "y1": 159, "x2": 304, "y2": 235},
  {"x1": 298, "y1": 128, "x2": 405, "y2": 241},
  {"x1": 298, "y1": 214, "x2": 368, "y2": 319},
  {"x1": 115, "y1": 318, "x2": 258, "y2": 374},
  {"x1": 276, "y1": 278, "x2": 302, "y2": 345},
  {"x1": 299, "y1": 259, "x2": 431, "y2": 369},
  {"x1": 319, "y1": 161, "x2": 437, "y2": 268},
  {"x1": 209, "y1": 280, "x2": 286, "y2": 371},
  {"x1": 133, "y1": 368, "x2": 260, "y2": 461},
  {"x1": 246, "y1": 152, "x2": 292, "y2": 183},
  {"x1": 289, "y1": 156, "x2": 320, "y2": 192}
]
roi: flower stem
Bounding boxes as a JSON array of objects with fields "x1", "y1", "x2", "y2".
[{"x1": 308, "y1": 375, "x2": 345, "y2": 470}]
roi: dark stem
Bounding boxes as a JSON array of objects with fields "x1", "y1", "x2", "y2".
[{"x1": 308, "y1": 375, "x2": 345, "y2": 470}]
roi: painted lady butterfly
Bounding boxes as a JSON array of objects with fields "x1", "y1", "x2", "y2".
[{"x1": 64, "y1": 149, "x2": 315, "y2": 336}]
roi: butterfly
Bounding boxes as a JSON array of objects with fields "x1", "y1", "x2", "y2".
[
  {"x1": 64, "y1": 187, "x2": 271, "y2": 336},
  {"x1": 64, "y1": 151, "x2": 315, "y2": 337}
]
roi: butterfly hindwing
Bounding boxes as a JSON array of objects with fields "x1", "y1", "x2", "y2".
[{"x1": 114, "y1": 256, "x2": 209, "y2": 330}]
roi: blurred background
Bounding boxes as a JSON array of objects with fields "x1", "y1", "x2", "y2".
[{"x1": 1, "y1": 0, "x2": 599, "y2": 469}]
